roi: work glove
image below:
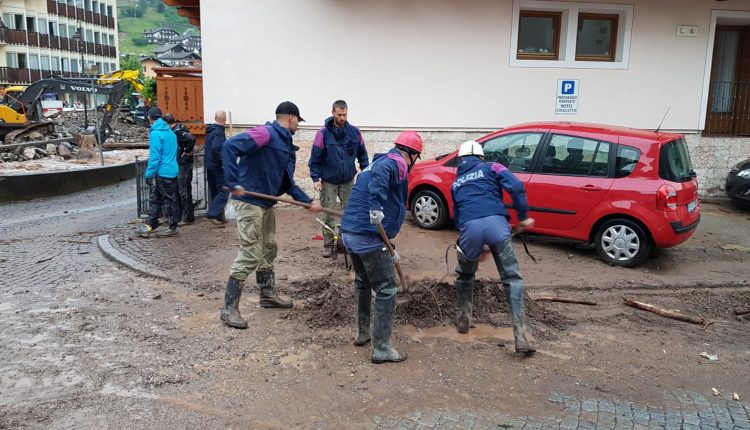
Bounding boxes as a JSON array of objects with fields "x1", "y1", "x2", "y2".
[
  {"x1": 369, "y1": 210, "x2": 385, "y2": 225},
  {"x1": 145, "y1": 177, "x2": 154, "y2": 187},
  {"x1": 391, "y1": 250, "x2": 400, "y2": 264}
]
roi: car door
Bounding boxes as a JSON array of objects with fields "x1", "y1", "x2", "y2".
[
  {"x1": 526, "y1": 133, "x2": 615, "y2": 232},
  {"x1": 478, "y1": 130, "x2": 546, "y2": 223}
]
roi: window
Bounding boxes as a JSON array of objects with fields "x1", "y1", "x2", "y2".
[
  {"x1": 6, "y1": 53, "x2": 18, "y2": 68},
  {"x1": 69, "y1": 25, "x2": 77, "y2": 39},
  {"x1": 70, "y1": 58, "x2": 79, "y2": 73},
  {"x1": 94, "y1": 31, "x2": 100, "y2": 44},
  {"x1": 517, "y1": 11, "x2": 561, "y2": 60},
  {"x1": 38, "y1": 19, "x2": 48, "y2": 34},
  {"x1": 49, "y1": 21, "x2": 57, "y2": 37},
  {"x1": 100, "y1": 3, "x2": 106, "y2": 15},
  {"x1": 615, "y1": 145, "x2": 640, "y2": 178},
  {"x1": 17, "y1": 53, "x2": 27, "y2": 69},
  {"x1": 26, "y1": 17, "x2": 35, "y2": 32},
  {"x1": 14, "y1": 14, "x2": 25, "y2": 30},
  {"x1": 59, "y1": 23, "x2": 67, "y2": 38},
  {"x1": 29, "y1": 54, "x2": 40, "y2": 70},
  {"x1": 542, "y1": 135, "x2": 610, "y2": 176},
  {"x1": 2, "y1": 14, "x2": 13, "y2": 29},
  {"x1": 86, "y1": 29, "x2": 93, "y2": 42},
  {"x1": 659, "y1": 139, "x2": 695, "y2": 183},
  {"x1": 107, "y1": 6, "x2": 113, "y2": 16},
  {"x1": 109, "y1": 34, "x2": 115, "y2": 46},
  {"x1": 62, "y1": 58, "x2": 70, "y2": 72},
  {"x1": 41, "y1": 56, "x2": 51, "y2": 71},
  {"x1": 52, "y1": 57, "x2": 61, "y2": 72},
  {"x1": 482, "y1": 133, "x2": 544, "y2": 173},
  {"x1": 576, "y1": 13, "x2": 617, "y2": 61}
]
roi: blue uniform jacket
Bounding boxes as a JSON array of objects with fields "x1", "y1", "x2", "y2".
[
  {"x1": 204, "y1": 123, "x2": 226, "y2": 176},
  {"x1": 451, "y1": 156, "x2": 529, "y2": 227},
  {"x1": 222, "y1": 121, "x2": 312, "y2": 208},
  {"x1": 145, "y1": 118, "x2": 178, "y2": 179},
  {"x1": 341, "y1": 148, "x2": 409, "y2": 239},
  {"x1": 308, "y1": 116, "x2": 369, "y2": 185}
]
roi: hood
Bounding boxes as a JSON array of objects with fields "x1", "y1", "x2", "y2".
[
  {"x1": 206, "y1": 123, "x2": 224, "y2": 134},
  {"x1": 456, "y1": 156, "x2": 483, "y2": 175},
  {"x1": 149, "y1": 118, "x2": 171, "y2": 132}
]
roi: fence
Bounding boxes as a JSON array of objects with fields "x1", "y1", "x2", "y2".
[{"x1": 135, "y1": 152, "x2": 208, "y2": 218}]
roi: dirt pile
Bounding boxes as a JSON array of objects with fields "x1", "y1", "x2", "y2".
[
  {"x1": 51, "y1": 110, "x2": 149, "y2": 143},
  {"x1": 281, "y1": 276, "x2": 576, "y2": 337}
]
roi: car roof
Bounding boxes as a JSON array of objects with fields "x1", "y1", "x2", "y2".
[{"x1": 493, "y1": 122, "x2": 682, "y2": 144}]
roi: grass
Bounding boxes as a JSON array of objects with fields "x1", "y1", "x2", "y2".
[{"x1": 116, "y1": 3, "x2": 196, "y2": 56}]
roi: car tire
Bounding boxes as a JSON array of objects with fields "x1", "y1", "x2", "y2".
[
  {"x1": 410, "y1": 189, "x2": 448, "y2": 230},
  {"x1": 594, "y1": 218, "x2": 651, "y2": 268}
]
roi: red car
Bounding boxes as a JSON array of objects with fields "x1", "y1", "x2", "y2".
[{"x1": 407, "y1": 122, "x2": 700, "y2": 267}]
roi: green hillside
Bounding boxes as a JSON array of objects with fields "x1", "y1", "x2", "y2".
[{"x1": 117, "y1": 0, "x2": 198, "y2": 55}]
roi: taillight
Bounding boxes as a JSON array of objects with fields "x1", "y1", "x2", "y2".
[{"x1": 657, "y1": 184, "x2": 678, "y2": 211}]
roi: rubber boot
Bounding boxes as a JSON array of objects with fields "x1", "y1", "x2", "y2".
[
  {"x1": 322, "y1": 246, "x2": 333, "y2": 258},
  {"x1": 354, "y1": 286, "x2": 372, "y2": 346},
  {"x1": 455, "y1": 247, "x2": 478, "y2": 334},
  {"x1": 220, "y1": 277, "x2": 248, "y2": 329},
  {"x1": 507, "y1": 284, "x2": 535, "y2": 355},
  {"x1": 371, "y1": 291, "x2": 407, "y2": 364},
  {"x1": 257, "y1": 271, "x2": 293, "y2": 308}
]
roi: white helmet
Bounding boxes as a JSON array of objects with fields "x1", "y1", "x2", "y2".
[{"x1": 458, "y1": 140, "x2": 484, "y2": 157}]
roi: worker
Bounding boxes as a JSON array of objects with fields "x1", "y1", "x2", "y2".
[
  {"x1": 451, "y1": 140, "x2": 536, "y2": 355},
  {"x1": 205, "y1": 110, "x2": 229, "y2": 225},
  {"x1": 308, "y1": 100, "x2": 369, "y2": 257},
  {"x1": 220, "y1": 101, "x2": 321, "y2": 329},
  {"x1": 340, "y1": 131, "x2": 424, "y2": 364},
  {"x1": 138, "y1": 107, "x2": 179, "y2": 238},
  {"x1": 164, "y1": 113, "x2": 196, "y2": 225}
]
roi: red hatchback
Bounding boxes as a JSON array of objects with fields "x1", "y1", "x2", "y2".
[{"x1": 408, "y1": 122, "x2": 700, "y2": 267}]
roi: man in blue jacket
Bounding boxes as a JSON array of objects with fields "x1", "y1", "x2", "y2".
[
  {"x1": 309, "y1": 100, "x2": 369, "y2": 257},
  {"x1": 220, "y1": 101, "x2": 321, "y2": 329},
  {"x1": 451, "y1": 140, "x2": 536, "y2": 354},
  {"x1": 138, "y1": 107, "x2": 179, "y2": 238},
  {"x1": 205, "y1": 110, "x2": 229, "y2": 225},
  {"x1": 341, "y1": 130, "x2": 423, "y2": 364}
]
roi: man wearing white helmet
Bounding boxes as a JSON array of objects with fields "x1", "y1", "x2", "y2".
[{"x1": 450, "y1": 140, "x2": 536, "y2": 355}]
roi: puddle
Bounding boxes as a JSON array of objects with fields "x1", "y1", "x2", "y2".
[{"x1": 402, "y1": 323, "x2": 516, "y2": 343}]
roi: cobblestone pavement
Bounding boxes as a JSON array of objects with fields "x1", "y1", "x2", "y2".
[{"x1": 368, "y1": 390, "x2": 750, "y2": 429}]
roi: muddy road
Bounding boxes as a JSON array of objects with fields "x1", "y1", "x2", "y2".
[{"x1": 1, "y1": 181, "x2": 749, "y2": 429}]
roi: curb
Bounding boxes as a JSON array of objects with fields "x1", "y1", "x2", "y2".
[{"x1": 97, "y1": 234, "x2": 172, "y2": 281}]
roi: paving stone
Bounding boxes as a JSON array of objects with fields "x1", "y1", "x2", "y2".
[
  {"x1": 582, "y1": 400, "x2": 599, "y2": 412},
  {"x1": 598, "y1": 401, "x2": 616, "y2": 414},
  {"x1": 681, "y1": 424, "x2": 701, "y2": 430}
]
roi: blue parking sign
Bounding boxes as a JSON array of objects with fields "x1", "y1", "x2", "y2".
[{"x1": 561, "y1": 80, "x2": 576, "y2": 95}]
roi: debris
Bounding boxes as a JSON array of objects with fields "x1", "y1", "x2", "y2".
[
  {"x1": 622, "y1": 297, "x2": 707, "y2": 325},
  {"x1": 533, "y1": 296, "x2": 597, "y2": 306},
  {"x1": 700, "y1": 352, "x2": 719, "y2": 362},
  {"x1": 152, "y1": 293, "x2": 162, "y2": 300},
  {"x1": 733, "y1": 393, "x2": 740, "y2": 401},
  {"x1": 734, "y1": 309, "x2": 750, "y2": 317},
  {"x1": 712, "y1": 387, "x2": 721, "y2": 396}
]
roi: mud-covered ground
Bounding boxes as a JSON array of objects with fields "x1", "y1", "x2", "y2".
[{"x1": 1, "y1": 180, "x2": 749, "y2": 429}]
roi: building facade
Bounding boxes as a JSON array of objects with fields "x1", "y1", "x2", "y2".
[
  {"x1": 200, "y1": 0, "x2": 750, "y2": 195},
  {"x1": 0, "y1": 0, "x2": 119, "y2": 85},
  {"x1": 143, "y1": 27, "x2": 178, "y2": 44}
]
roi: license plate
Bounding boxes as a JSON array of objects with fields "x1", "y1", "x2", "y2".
[{"x1": 687, "y1": 200, "x2": 697, "y2": 213}]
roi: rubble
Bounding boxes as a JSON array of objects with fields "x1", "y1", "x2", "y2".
[{"x1": 50, "y1": 109, "x2": 149, "y2": 143}]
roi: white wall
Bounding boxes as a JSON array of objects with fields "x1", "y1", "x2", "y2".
[{"x1": 201, "y1": 0, "x2": 750, "y2": 131}]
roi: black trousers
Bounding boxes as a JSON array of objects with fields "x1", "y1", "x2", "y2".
[
  {"x1": 176, "y1": 162, "x2": 194, "y2": 222},
  {"x1": 147, "y1": 176, "x2": 179, "y2": 229}
]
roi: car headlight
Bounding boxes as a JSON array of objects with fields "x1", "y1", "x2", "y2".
[{"x1": 738, "y1": 169, "x2": 750, "y2": 179}]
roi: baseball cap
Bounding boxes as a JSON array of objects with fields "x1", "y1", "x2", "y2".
[
  {"x1": 275, "y1": 101, "x2": 305, "y2": 122},
  {"x1": 147, "y1": 106, "x2": 163, "y2": 119}
]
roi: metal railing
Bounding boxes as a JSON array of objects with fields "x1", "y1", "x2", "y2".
[
  {"x1": 135, "y1": 152, "x2": 209, "y2": 218},
  {"x1": 705, "y1": 80, "x2": 750, "y2": 136}
]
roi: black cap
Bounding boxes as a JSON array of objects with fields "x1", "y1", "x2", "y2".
[
  {"x1": 275, "y1": 101, "x2": 305, "y2": 122},
  {"x1": 147, "y1": 106, "x2": 163, "y2": 120}
]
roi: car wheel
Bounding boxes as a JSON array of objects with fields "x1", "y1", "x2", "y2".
[
  {"x1": 411, "y1": 189, "x2": 448, "y2": 230},
  {"x1": 594, "y1": 218, "x2": 651, "y2": 268}
]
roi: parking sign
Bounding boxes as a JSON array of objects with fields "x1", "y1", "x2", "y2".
[{"x1": 556, "y1": 79, "x2": 579, "y2": 114}]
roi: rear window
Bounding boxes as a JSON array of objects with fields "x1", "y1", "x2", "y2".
[
  {"x1": 659, "y1": 138, "x2": 695, "y2": 183},
  {"x1": 615, "y1": 145, "x2": 640, "y2": 178}
]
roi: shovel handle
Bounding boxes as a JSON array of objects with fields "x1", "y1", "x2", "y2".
[
  {"x1": 223, "y1": 187, "x2": 344, "y2": 217},
  {"x1": 376, "y1": 223, "x2": 408, "y2": 293}
]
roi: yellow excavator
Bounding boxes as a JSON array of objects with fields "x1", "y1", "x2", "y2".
[{"x1": 0, "y1": 70, "x2": 144, "y2": 144}]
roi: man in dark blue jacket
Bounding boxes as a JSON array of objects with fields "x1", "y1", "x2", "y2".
[
  {"x1": 341, "y1": 131, "x2": 423, "y2": 364},
  {"x1": 164, "y1": 113, "x2": 196, "y2": 225},
  {"x1": 205, "y1": 110, "x2": 229, "y2": 225},
  {"x1": 220, "y1": 101, "x2": 321, "y2": 329},
  {"x1": 138, "y1": 107, "x2": 180, "y2": 238},
  {"x1": 451, "y1": 140, "x2": 536, "y2": 354},
  {"x1": 309, "y1": 100, "x2": 369, "y2": 257}
]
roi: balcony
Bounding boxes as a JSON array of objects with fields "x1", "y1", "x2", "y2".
[
  {"x1": 0, "y1": 29, "x2": 28, "y2": 45},
  {"x1": 0, "y1": 67, "x2": 85, "y2": 85}
]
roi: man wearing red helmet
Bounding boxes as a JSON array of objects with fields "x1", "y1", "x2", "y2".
[{"x1": 340, "y1": 130, "x2": 423, "y2": 364}]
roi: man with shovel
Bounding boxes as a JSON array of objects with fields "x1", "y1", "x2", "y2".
[
  {"x1": 341, "y1": 131, "x2": 424, "y2": 364},
  {"x1": 219, "y1": 101, "x2": 321, "y2": 329},
  {"x1": 451, "y1": 140, "x2": 536, "y2": 355}
]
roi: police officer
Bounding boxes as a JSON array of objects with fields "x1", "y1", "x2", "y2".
[
  {"x1": 341, "y1": 131, "x2": 423, "y2": 364},
  {"x1": 451, "y1": 140, "x2": 536, "y2": 355}
]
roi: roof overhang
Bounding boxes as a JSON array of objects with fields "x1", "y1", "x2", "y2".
[{"x1": 162, "y1": 0, "x2": 200, "y2": 27}]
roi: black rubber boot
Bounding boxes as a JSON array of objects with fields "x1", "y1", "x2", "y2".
[
  {"x1": 220, "y1": 277, "x2": 247, "y2": 329},
  {"x1": 257, "y1": 271, "x2": 293, "y2": 308},
  {"x1": 322, "y1": 246, "x2": 333, "y2": 258},
  {"x1": 455, "y1": 247, "x2": 478, "y2": 334},
  {"x1": 371, "y1": 293, "x2": 407, "y2": 364},
  {"x1": 354, "y1": 287, "x2": 372, "y2": 346}
]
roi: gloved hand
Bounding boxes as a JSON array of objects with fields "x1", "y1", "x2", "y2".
[
  {"x1": 391, "y1": 250, "x2": 400, "y2": 264},
  {"x1": 145, "y1": 177, "x2": 154, "y2": 187},
  {"x1": 369, "y1": 210, "x2": 385, "y2": 225}
]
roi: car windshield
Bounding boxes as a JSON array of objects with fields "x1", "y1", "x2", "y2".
[{"x1": 659, "y1": 138, "x2": 695, "y2": 183}]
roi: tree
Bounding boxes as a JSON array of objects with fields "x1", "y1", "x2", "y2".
[
  {"x1": 141, "y1": 77, "x2": 157, "y2": 106},
  {"x1": 119, "y1": 54, "x2": 141, "y2": 72},
  {"x1": 157, "y1": 2, "x2": 165, "y2": 12},
  {"x1": 131, "y1": 36, "x2": 148, "y2": 46}
]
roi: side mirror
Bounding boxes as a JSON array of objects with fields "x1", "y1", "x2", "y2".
[{"x1": 515, "y1": 147, "x2": 531, "y2": 157}]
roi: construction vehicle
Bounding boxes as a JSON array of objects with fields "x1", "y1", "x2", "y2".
[{"x1": 0, "y1": 70, "x2": 144, "y2": 144}]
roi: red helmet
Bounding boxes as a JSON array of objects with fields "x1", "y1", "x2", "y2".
[{"x1": 394, "y1": 130, "x2": 423, "y2": 154}]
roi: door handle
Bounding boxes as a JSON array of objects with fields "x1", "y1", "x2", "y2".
[{"x1": 579, "y1": 185, "x2": 602, "y2": 191}]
